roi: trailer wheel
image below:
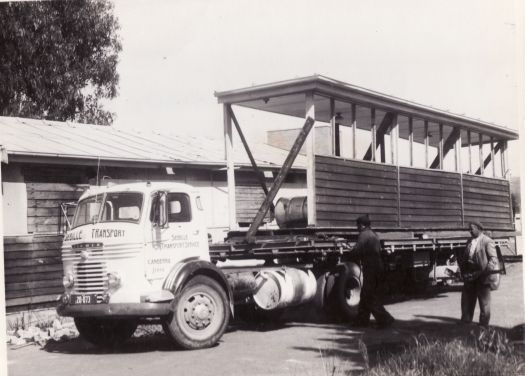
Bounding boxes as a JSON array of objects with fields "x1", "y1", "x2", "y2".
[
  {"x1": 74, "y1": 318, "x2": 137, "y2": 348},
  {"x1": 334, "y1": 263, "x2": 362, "y2": 320},
  {"x1": 163, "y1": 275, "x2": 230, "y2": 350}
]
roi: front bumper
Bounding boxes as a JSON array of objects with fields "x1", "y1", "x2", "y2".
[{"x1": 57, "y1": 301, "x2": 172, "y2": 318}]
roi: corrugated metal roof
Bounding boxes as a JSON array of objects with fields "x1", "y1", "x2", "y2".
[{"x1": 0, "y1": 117, "x2": 306, "y2": 170}]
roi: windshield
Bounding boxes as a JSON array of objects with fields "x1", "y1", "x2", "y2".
[
  {"x1": 71, "y1": 195, "x2": 104, "y2": 228},
  {"x1": 71, "y1": 192, "x2": 143, "y2": 229}
]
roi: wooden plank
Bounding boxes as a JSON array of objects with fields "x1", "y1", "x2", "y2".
[
  {"x1": 463, "y1": 198, "x2": 510, "y2": 208},
  {"x1": 28, "y1": 191, "x2": 82, "y2": 200},
  {"x1": 28, "y1": 199, "x2": 78, "y2": 208},
  {"x1": 464, "y1": 216, "x2": 512, "y2": 225},
  {"x1": 400, "y1": 208, "x2": 462, "y2": 216},
  {"x1": 5, "y1": 257, "x2": 62, "y2": 268},
  {"x1": 462, "y1": 180, "x2": 509, "y2": 192},
  {"x1": 316, "y1": 161, "x2": 398, "y2": 179},
  {"x1": 4, "y1": 250, "x2": 61, "y2": 260},
  {"x1": 400, "y1": 200, "x2": 464, "y2": 209},
  {"x1": 463, "y1": 210, "x2": 511, "y2": 219},
  {"x1": 399, "y1": 187, "x2": 461, "y2": 198},
  {"x1": 6, "y1": 294, "x2": 61, "y2": 308},
  {"x1": 399, "y1": 167, "x2": 459, "y2": 179},
  {"x1": 462, "y1": 173, "x2": 508, "y2": 186},
  {"x1": 400, "y1": 195, "x2": 461, "y2": 204},
  {"x1": 316, "y1": 171, "x2": 398, "y2": 187},
  {"x1": 316, "y1": 155, "x2": 398, "y2": 172},
  {"x1": 317, "y1": 211, "x2": 398, "y2": 221},
  {"x1": 3, "y1": 235, "x2": 62, "y2": 245},
  {"x1": 5, "y1": 271, "x2": 63, "y2": 284},
  {"x1": 27, "y1": 217, "x2": 60, "y2": 225},
  {"x1": 400, "y1": 214, "x2": 462, "y2": 222},
  {"x1": 463, "y1": 202, "x2": 511, "y2": 211},
  {"x1": 6, "y1": 279, "x2": 63, "y2": 292},
  {"x1": 317, "y1": 219, "x2": 398, "y2": 227},
  {"x1": 316, "y1": 180, "x2": 397, "y2": 193},
  {"x1": 6, "y1": 286, "x2": 63, "y2": 300},
  {"x1": 402, "y1": 221, "x2": 463, "y2": 228},
  {"x1": 317, "y1": 203, "x2": 399, "y2": 215},
  {"x1": 4, "y1": 241, "x2": 62, "y2": 252},
  {"x1": 5, "y1": 264, "x2": 63, "y2": 276},
  {"x1": 317, "y1": 196, "x2": 398, "y2": 208},
  {"x1": 316, "y1": 187, "x2": 398, "y2": 200},
  {"x1": 224, "y1": 103, "x2": 236, "y2": 230},
  {"x1": 462, "y1": 186, "x2": 511, "y2": 197},
  {"x1": 26, "y1": 182, "x2": 86, "y2": 192},
  {"x1": 399, "y1": 173, "x2": 460, "y2": 186},
  {"x1": 463, "y1": 192, "x2": 510, "y2": 204},
  {"x1": 400, "y1": 180, "x2": 462, "y2": 191}
]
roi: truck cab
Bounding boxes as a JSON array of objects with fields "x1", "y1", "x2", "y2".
[{"x1": 58, "y1": 182, "x2": 231, "y2": 350}]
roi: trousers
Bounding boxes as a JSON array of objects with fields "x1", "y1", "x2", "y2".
[
  {"x1": 356, "y1": 271, "x2": 393, "y2": 325},
  {"x1": 461, "y1": 279, "x2": 491, "y2": 327}
]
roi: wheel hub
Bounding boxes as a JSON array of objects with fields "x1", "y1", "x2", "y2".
[{"x1": 183, "y1": 294, "x2": 215, "y2": 330}]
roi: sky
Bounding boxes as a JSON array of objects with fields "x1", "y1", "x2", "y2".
[{"x1": 106, "y1": 0, "x2": 522, "y2": 173}]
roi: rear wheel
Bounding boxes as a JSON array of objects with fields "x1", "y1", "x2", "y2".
[
  {"x1": 74, "y1": 318, "x2": 137, "y2": 348},
  {"x1": 333, "y1": 263, "x2": 362, "y2": 320},
  {"x1": 163, "y1": 275, "x2": 230, "y2": 350}
]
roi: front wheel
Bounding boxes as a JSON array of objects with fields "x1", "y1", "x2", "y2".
[
  {"x1": 74, "y1": 318, "x2": 137, "y2": 348},
  {"x1": 163, "y1": 275, "x2": 230, "y2": 350}
]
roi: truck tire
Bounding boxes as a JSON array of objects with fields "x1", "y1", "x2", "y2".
[
  {"x1": 163, "y1": 275, "x2": 230, "y2": 350},
  {"x1": 334, "y1": 263, "x2": 362, "y2": 320},
  {"x1": 74, "y1": 318, "x2": 137, "y2": 348}
]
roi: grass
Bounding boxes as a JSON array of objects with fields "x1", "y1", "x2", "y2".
[{"x1": 359, "y1": 328, "x2": 525, "y2": 376}]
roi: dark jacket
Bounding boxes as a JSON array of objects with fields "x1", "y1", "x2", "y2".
[
  {"x1": 353, "y1": 228, "x2": 384, "y2": 273},
  {"x1": 458, "y1": 233, "x2": 499, "y2": 285}
]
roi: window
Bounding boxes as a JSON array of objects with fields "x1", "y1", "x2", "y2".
[
  {"x1": 72, "y1": 195, "x2": 103, "y2": 228},
  {"x1": 101, "y1": 192, "x2": 143, "y2": 223},
  {"x1": 168, "y1": 193, "x2": 191, "y2": 222}
]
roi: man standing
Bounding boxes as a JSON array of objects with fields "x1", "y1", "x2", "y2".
[
  {"x1": 351, "y1": 215, "x2": 394, "y2": 328},
  {"x1": 458, "y1": 221, "x2": 499, "y2": 327}
]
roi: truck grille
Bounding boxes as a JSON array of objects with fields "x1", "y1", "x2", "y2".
[{"x1": 74, "y1": 262, "x2": 108, "y2": 295}]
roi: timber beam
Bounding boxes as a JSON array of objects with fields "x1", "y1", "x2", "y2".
[
  {"x1": 245, "y1": 116, "x2": 315, "y2": 242},
  {"x1": 475, "y1": 141, "x2": 503, "y2": 175},
  {"x1": 228, "y1": 105, "x2": 274, "y2": 214},
  {"x1": 430, "y1": 127, "x2": 461, "y2": 169},
  {"x1": 363, "y1": 112, "x2": 396, "y2": 161}
]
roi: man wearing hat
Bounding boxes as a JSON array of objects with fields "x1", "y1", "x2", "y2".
[
  {"x1": 457, "y1": 221, "x2": 499, "y2": 327},
  {"x1": 351, "y1": 214, "x2": 395, "y2": 328}
]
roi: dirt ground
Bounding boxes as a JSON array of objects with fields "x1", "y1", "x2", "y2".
[{"x1": 7, "y1": 262, "x2": 524, "y2": 376}]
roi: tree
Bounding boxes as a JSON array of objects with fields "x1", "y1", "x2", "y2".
[{"x1": 0, "y1": 0, "x2": 121, "y2": 125}]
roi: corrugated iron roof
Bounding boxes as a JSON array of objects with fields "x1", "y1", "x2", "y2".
[{"x1": 0, "y1": 117, "x2": 306, "y2": 170}]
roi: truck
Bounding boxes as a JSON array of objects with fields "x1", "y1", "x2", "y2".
[
  {"x1": 57, "y1": 181, "x2": 365, "y2": 349},
  {"x1": 57, "y1": 75, "x2": 518, "y2": 349}
]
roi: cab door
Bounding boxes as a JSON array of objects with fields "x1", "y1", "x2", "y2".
[{"x1": 146, "y1": 191, "x2": 208, "y2": 281}]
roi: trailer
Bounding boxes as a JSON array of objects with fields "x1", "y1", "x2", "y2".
[{"x1": 56, "y1": 76, "x2": 518, "y2": 350}]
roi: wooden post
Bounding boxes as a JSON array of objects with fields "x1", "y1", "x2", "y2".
[
  {"x1": 228, "y1": 105, "x2": 274, "y2": 213},
  {"x1": 246, "y1": 116, "x2": 316, "y2": 240},
  {"x1": 352, "y1": 104, "x2": 357, "y2": 159},
  {"x1": 390, "y1": 114, "x2": 398, "y2": 165},
  {"x1": 438, "y1": 123, "x2": 444, "y2": 169},
  {"x1": 453, "y1": 128, "x2": 460, "y2": 172},
  {"x1": 424, "y1": 121, "x2": 429, "y2": 168},
  {"x1": 478, "y1": 133, "x2": 484, "y2": 175},
  {"x1": 306, "y1": 92, "x2": 316, "y2": 226},
  {"x1": 490, "y1": 137, "x2": 495, "y2": 177},
  {"x1": 0, "y1": 147, "x2": 7, "y2": 375},
  {"x1": 408, "y1": 117, "x2": 413, "y2": 166},
  {"x1": 223, "y1": 104, "x2": 237, "y2": 230},
  {"x1": 467, "y1": 130, "x2": 472, "y2": 173},
  {"x1": 371, "y1": 108, "x2": 376, "y2": 162},
  {"x1": 330, "y1": 98, "x2": 340, "y2": 157},
  {"x1": 501, "y1": 141, "x2": 507, "y2": 178}
]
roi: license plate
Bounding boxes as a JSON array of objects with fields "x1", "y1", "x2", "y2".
[{"x1": 70, "y1": 294, "x2": 98, "y2": 305}]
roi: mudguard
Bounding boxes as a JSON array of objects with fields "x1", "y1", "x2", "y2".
[{"x1": 163, "y1": 259, "x2": 234, "y2": 316}]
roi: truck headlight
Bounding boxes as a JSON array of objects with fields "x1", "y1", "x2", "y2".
[
  {"x1": 62, "y1": 273, "x2": 74, "y2": 289},
  {"x1": 107, "y1": 272, "x2": 122, "y2": 288}
]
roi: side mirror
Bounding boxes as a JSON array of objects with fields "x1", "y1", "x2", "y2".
[{"x1": 152, "y1": 191, "x2": 168, "y2": 228}]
